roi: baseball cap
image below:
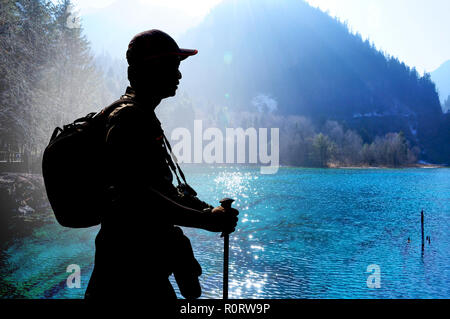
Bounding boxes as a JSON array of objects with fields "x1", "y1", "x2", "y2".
[{"x1": 126, "y1": 29, "x2": 198, "y2": 65}]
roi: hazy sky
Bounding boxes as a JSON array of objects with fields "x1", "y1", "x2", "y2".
[
  {"x1": 70, "y1": 0, "x2": 450, "y2": 73},
  {"x1": 72, "y1": 0, "x2": 222, "y2": 37},
  {"x1": 304, "y1": 0, "x2": 450, "y2": 74}
]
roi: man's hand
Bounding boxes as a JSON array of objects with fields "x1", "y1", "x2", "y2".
[{"x1": 203, "y1": 206, "x2": 239, "y2": 233}]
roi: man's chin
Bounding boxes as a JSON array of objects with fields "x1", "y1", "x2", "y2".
[
  {"x1": 157, "y1": 86, "x2": 178, "y2": 99},
  {"x1": 165, "y1": 88, "x2": 177, "y2": 97}
]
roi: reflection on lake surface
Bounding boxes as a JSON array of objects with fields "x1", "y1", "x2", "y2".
[{"x1": 1, "y1": 167, "x2": 449, "y2": 299}]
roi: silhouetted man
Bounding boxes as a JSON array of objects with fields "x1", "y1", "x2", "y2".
[{"x1": 85, "y1": 30, "x2": 238, "y2": 303}]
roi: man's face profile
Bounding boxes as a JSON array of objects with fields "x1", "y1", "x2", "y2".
[{"x1": 137, "y1": 55, "x2": 182, "y2": 99}]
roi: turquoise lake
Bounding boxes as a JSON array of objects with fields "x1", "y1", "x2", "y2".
[{"x1": 1, "y1": 167, "x2": 449, "y2": 299}]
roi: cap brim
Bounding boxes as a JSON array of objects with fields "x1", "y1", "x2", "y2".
[
  {"x1": 138, "y1": 49, "x2": 198, "y2": 62},
  {"x1": 178, "y1": 48, "x2": 198, "y2": 60}
]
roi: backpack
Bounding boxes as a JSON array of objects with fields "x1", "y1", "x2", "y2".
[{"x1": 42, "y1": 99, "x2": 127, "y2": 228}]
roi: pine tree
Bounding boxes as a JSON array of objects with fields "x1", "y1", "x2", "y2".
[
  {"x1": 0, "y1": 0, "x2": 53, "y2": 151},
  {"x1": 30, "y1": 0, "x2": 110, "y2": 151}
]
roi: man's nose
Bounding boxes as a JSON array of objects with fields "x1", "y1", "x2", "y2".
[{"x1": 177, "y1": 70, "x2": 182, "y2": 80}]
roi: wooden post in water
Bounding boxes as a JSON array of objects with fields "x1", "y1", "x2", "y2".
[{"x1": 421, "y1": 210, "x2": 424, "y2": 251}]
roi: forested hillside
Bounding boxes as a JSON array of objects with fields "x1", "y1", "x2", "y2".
[
  {"x1": 0, "y1": 0, "x2": 448, "y2": 168},
  {"x1": 180, "y1": 0, "x2": 449, "y2": 164}
]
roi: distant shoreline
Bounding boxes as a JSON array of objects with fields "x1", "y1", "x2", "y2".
[
  {"x1": 167, "y1": 163, "x2": 449, "y2": 170},
  {"x1": 326, "y1": 163, "x2": 446, "y2": 169}
]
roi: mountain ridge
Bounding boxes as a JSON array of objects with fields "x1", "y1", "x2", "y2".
[{"x1": 177, "y1": 0, "x2": 449, "y2": 163}]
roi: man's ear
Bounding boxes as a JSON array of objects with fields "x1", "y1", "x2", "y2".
[
  {"x1": 128, "y1": 65, "x2": 151, "y2": 88},
  {"x1": 127, "y1": 65, "x2": 137, "y2": 86}
]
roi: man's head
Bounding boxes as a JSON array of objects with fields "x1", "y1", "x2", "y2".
[{"x1": 126, "y1": 30, "x2": 197, "y2": 100}]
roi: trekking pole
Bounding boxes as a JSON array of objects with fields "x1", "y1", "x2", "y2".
[{"x1": 219, "y1": 198, "x2": 235, "y2": 300}]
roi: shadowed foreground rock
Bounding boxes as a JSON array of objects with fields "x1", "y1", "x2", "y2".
[{"x1": 0, "y1": 173, "x2": 52, "y2": 245}]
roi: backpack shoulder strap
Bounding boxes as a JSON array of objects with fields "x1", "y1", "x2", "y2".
[{"x1": 95, "y1": 96, "x2": 134, "y2": 121}]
